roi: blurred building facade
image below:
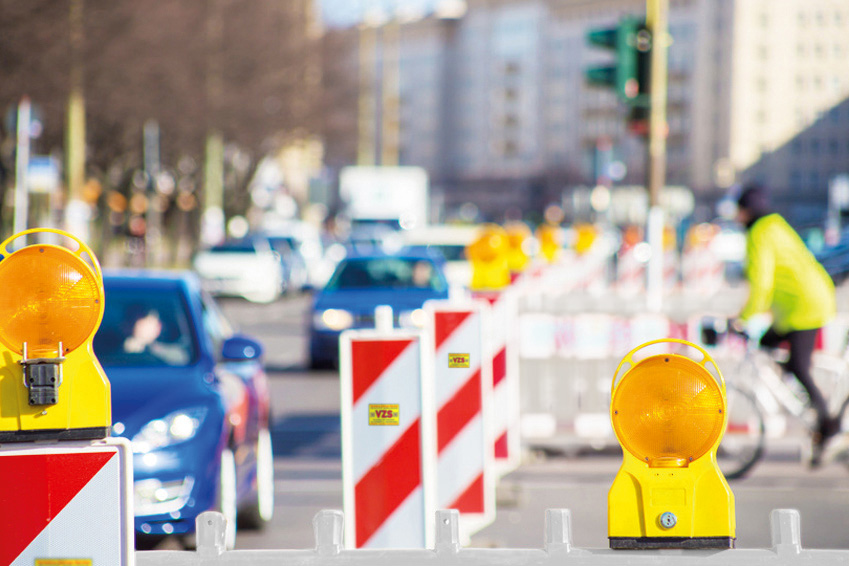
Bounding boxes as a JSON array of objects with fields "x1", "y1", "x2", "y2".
[{"x1": 322, "y1": 0, "x2": 849, "y2": 225}]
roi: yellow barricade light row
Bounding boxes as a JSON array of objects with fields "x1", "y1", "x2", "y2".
[
  {"x1": 608, "y1": 339, "x2": 735, "y2": 550},
  {"x1": 0, "y1": 228, "x2": 111, "y2": 442}
]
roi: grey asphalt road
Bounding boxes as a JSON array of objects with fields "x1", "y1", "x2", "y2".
[{"x1": 205, "y1": 294, "x2": 849, "y2": 552}]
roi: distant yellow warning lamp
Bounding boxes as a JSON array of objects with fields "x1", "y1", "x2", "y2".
[
  {"x1": 467, "y1": 224, "x2": 510, "y2": 291},
  {"x1": 0, "y1": 228, "x2": 111, "y2": 442},
  {"x1": 608, "y1": 339, "x2": 735, "y2": 550}
]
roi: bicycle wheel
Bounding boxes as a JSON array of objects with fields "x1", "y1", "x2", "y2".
[{"x1": 717, "y1": 383, "x2": 766, "y2": 480}]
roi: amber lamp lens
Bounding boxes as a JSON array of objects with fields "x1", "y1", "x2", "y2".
[
  {"x1": 0, "y1": 245, "x2": 102, "y2": 356},
  {"x1": 612, "y1": 354, "x2": 725, "y2": 466}
]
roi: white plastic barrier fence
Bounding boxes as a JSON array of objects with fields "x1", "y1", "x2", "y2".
[
  {"x1": 137, "y1": 508, "x2": 849, "y2": 565},
  {"x1": 616, "y1": 246, "x2": 645, "y2": 296},
  {"x1": 425, "y1": 299, "x2": 496, "y2": 541},
  {"x1": 3, "y1": 438, "x2": 134, "y2": 566},
  {"x1": 682, "y1": 246, "x2": 724, "y2": 296},
  {"x1": 472, "y1": 290, "x2": 521, "y2": 476},
  {"x1": 339, "y1": 311, "x2": 436, "y2": 549}
]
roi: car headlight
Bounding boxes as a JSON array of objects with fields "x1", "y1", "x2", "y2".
[
  {"x1": 134, "y1": 476, "x2": 195, "y2": 516},
  {"x1": 132, "y1": 407, "x2": 207, "y2": 453},
  {"x1": 399, "y1": 308, "x2": 427, "y2": 328},
  {"x1": 314, "y1": 309, "x2": 354, "y2": 331}
]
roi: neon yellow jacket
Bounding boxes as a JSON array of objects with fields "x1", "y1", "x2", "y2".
[{"x1": 741, "y1": 214, "x2": 835, "y2": 333}]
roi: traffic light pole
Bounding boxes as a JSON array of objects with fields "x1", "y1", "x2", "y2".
[{"x1": 645, "y1": 0, "x2": 668, "y2": 312}]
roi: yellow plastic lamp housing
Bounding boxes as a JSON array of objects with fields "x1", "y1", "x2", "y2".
[
  {"x1": 608, "y1": 339, "x2": 735, "y2": 550},
  {"x1": 0, "y1": 228, "x2": 111, "y2": 442}
]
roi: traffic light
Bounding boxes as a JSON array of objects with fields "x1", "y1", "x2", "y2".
[
  {"x1": 608, "y1": 339, "x2": 735, "y2": 549},
  {"x1": 0, "y1": 228, "x2": 111, "y2": 442},
  {"x1": 585, "y1": 17, "x2": 651, "y2": 106}
]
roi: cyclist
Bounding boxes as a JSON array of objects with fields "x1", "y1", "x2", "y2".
[{"x1": 732, "y1": 184, "x2": 838, "y2": 466}]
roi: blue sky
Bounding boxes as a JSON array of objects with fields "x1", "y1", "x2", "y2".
[{"x1": 319, "y1": 0, "x2": 438, "y2": 27}]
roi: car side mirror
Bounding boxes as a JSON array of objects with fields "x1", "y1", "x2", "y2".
[{"x1": 221, "y1": 334, "x2": 264, "y2": 361}]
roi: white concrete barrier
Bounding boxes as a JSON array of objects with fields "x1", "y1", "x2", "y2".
[{"x1": 135, "y1": 508, "x2": 849, "y2": 565}]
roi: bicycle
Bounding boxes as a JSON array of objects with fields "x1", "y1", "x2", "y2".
[{"x1": 702, "y1": 317, "x2": 849, "y2": 479}]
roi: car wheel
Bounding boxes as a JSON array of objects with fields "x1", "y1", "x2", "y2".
[
  {"x1": 239, "y1": 428, "x2": 275, "y2": 530},
  {"x1": 218, "y1": 448, "x2": 238, "y2": 549}
]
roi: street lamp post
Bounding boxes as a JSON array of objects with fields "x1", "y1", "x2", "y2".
[{"x1": 645, "y1": 0, "x2": 669, "y2": 312}]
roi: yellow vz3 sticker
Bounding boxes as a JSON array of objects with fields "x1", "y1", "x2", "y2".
[
  {"x1": 448, "y1": 353, "x2": 470, "y2": 368},
  {"x1": 36, "y1": 560, "x2": 93, "y2": 566},
  {"x1": 369, "y1": 404, "x2": 399, "y2": 426}
]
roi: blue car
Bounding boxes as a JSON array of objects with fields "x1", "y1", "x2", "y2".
[
  {"x1": 309, "y1": 251, "x2": 450, "y2": 368},
  {"x1": 93, "y1": 270, "x2": 274, "y2": 549}
]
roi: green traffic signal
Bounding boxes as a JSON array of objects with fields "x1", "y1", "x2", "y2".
[{"x1": 584, "y1": 16, "x2": 650, "y2": 105}]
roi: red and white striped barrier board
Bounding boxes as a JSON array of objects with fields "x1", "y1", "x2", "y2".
[
  {"x1": 1, "y1": 438, "x2": 133, "y2": 566},
  {"x1": 682, "y1": 247, "x2": 724, "y2": 296},
  {"x1": 663, "y1": 250, "x2": 679, "y2": 292},
  {"x1": 616, "y1": 247, "x2": 645, "y2": 296},
  {"x1": 425, "y1": 300, "x2": 495, "y2": 540},
  {"x1": 473, "y1": 290, "x2": 521, "y2": 476},
  {"x1": 340, "y1": 328, "x2": 436, "y2": 549}
]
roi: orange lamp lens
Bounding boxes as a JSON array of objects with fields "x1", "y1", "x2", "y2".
[
  {"x1": 0, "y1": 245, "x2": 102, "y2": 356},
  {"x1": 611, "y1": 355, "x2": 725, "y2": 466}
]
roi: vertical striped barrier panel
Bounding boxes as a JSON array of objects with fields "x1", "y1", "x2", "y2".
[
  {"x1": 340, "y1": 324, "x2": 436, "y2": 549},
  {"x1": 473, "y1": 289, "x2": 522, "y2": 476},
  {"x1": 425, "y1": 299, "x2": 495, "y2": 542},
  {"x1": 616, "y1": 246, "x2": 645, "y2": 296}
]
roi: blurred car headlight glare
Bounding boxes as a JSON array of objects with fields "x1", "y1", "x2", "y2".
[
  {"x1": 132, "y1": 408, "x2": 207, "y2": 453},
  {"x1": 134, "y1": 477, "x2": 195, "y2": 516},
  {"x1": 315, "y1": 309, "x2": 354, "y2": 331}
]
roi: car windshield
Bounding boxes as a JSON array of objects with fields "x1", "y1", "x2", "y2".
[
  {"x1": 210, "y1": 240, "x2": 255, "y2": 253},
  {"x1": 431, "y1": 244, "x2": 467, "y2": 262},
  {"x1": 94, "y1": 287, "x2": 199, "y2": 367},
  {"x1": 325, "y1": 257, "x2": 446, "y2": 291}
]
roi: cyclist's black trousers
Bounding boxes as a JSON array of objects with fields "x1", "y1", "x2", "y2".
[{"x1": 760, "y1": 327, "x2": 830, "y2": 434}]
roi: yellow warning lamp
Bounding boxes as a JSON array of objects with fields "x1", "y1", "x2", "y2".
[
  {"x1": 621, "y1": 225, "x2": 643, "y2": 249},
  {"x1": 505, "y1": 222, "x2": 531, "y2": 274},
  {"x1": 536, "y1": 223, "x2": 560, "y2": 263},
  {"x1": 663, "y1": 225, "x2": 677, "y2": 252},
  {"x1": 467, "y1": 224, "x2": 510, "y2": 291},
  {"x1": 686, "y1": 223, "x2": 718, "y2": 250},
  {"x1": 573, "y1": 223, "x2": 598, "y2": 255},
  {"x1": 608, "y1": 339, "x2": 735, "y2": 549},
  {"x1": 0, "y1": 228, "x2": 111, "y2": 442}
]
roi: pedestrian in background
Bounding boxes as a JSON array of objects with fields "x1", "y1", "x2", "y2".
[{"x1": 733, "y1": 184, "x2": 838, "y2": 466}]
